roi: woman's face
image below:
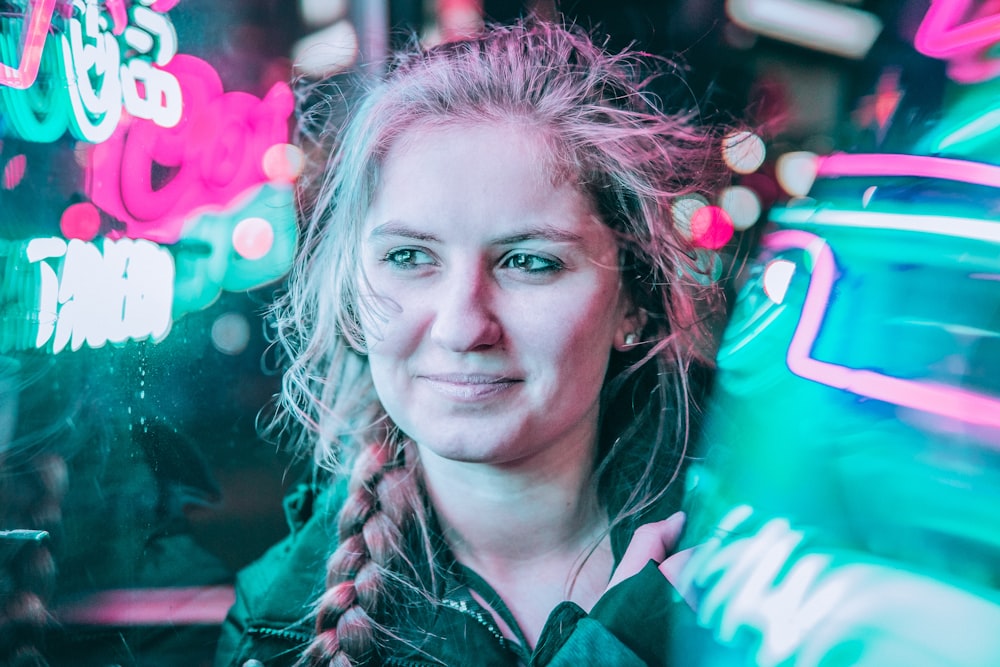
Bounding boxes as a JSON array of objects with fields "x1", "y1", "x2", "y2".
[{"x1": 358, "y1": 122, "x2": 634, "y2": 467}]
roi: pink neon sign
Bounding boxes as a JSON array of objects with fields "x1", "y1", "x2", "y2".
[
  {"x1": 763, "y1": 229, "x2": 1000, "y2": 435},
  {"x1": 85, "y1": 54, "x2": 295, "y2": 244},
  {"x1": 0, "y1": 0, "x2": 57, "y2": 89},
  {"x1": 915, "y1": 0, "x2": 1000, "y2": 82}
]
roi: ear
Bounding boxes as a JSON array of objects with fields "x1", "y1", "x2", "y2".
[{"x1": 613, "y1": 297, "x2": 648, "y2": 352}]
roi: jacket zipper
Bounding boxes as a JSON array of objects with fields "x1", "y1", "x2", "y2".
[
  {"x1": 246, "y1": 625, "x2": 313, "y2": 643},
  {"x1": 243, "y1": 601, "x2": 507, "y2": 663},
  {"x1": 440, "y1": 597, "x2": 508, "y2": 650}
]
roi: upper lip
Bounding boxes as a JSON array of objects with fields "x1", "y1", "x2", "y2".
[{"x1": 418, "y1": 373, "x2": 520, "y2": 384}]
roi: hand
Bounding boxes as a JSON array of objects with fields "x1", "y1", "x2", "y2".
[{"x1": 606, "y1": 511, "x2": 689, "y2": 592}]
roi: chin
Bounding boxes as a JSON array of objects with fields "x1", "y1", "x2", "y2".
[{"x1": 414, "y1": 431, "x2": 524, "y2": 466}]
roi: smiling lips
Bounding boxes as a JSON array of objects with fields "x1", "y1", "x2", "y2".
[{"x1": 418, "y1": 374, "x2": 521, "y2": 401}]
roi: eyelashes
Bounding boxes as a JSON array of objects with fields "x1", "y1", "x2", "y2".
[
  {"x1": 381, "y1": 248, "x2": 564, "y2": 274},
  {"x1": 501, "y1": 252, "x2": 563, "y2": 273},
  {"x1": 381, "y1": 248, "x2": 434, "y2": 268}
]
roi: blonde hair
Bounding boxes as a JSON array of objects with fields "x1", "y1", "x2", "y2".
[{"x1": 269, "y1": 19, "x2": 728, "y2": 665}]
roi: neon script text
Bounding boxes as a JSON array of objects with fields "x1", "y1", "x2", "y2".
[{"x1": 26, "y1": 236, "x2": 174, "y2": 353}]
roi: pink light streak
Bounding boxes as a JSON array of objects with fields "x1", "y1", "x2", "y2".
[
  {"x1": 816, "y1": 152, "x2": 1000, "y2": 188},
  {"x1": 764, "y1": 229, "x2": 1000, "y2": 436},
  {"x1": 0, "y1": 0, "x2": 57, "y2": 90},
  {"x1": 55, "y1": 585, "x2": 235, "y2": 626}
]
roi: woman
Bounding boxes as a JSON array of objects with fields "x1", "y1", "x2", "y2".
[{"x1": 217, "y1": 19, "x2": 728, "y2": 667}]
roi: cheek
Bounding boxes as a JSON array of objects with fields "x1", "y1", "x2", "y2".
[
  {"x1": 358, "y1": 287, "x2": 429, "y2": 358},
  {"x1": 523, "y1": 283, "x2": 622, "y2": 366},
  {"x1": 356, "y1": 263, "x2": 406, "y2": 346}
]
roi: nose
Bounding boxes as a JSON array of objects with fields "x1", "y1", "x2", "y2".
[{"x1": 430, "y1": 265, "x2": 502, "y2": 352}]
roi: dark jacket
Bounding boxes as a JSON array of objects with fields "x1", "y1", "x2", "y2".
[{"x1": 215, "y1": 480, "x2": 682, "y2": 667}]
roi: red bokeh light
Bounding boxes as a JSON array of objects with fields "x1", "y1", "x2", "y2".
[{"x1": 690, "y1": 205, "x2": 734, "y2": 249}]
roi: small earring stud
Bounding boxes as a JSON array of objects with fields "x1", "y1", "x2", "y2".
[{"x1": 624, "y1": 333, "x2": 638, "y2": 346}]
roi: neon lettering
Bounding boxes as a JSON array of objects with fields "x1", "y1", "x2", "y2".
[
  {"x1": 170, "y1": 183, "x2": 297, "y2": 318},
  {"x1": 149, "y1": 0, "x2": 182, "y2": 12},
  {"x1": 86, "y1": 55, "x2": 295, "y2": 243},
  {"x1": 771, "y1": 207, "x2": 1000, "y2": 244},
  {"x1": 816, "y1": 152, "x2": 1000, "y2": 188},
  {"x1": 25, "y1": 237, "x2": 173, "y2": 353},
  {"x1": 683, "y1": 507, "x2": 1000, "y2": 666},
  {"x1": 104, "y1": 0, "x2": 129, "y2": 36},
  {"x1": 119, "y1": 3, "x2": 181, "y2": 127},
  {"x1": 0, "y1": 0, "x2": 57, "y2": 90},
  {"x1": 60, "y1": 0, "x2": 125, "y2": 143},
  {"x1": 685, "y1": 513, "x2": 860, "y2": 666}
]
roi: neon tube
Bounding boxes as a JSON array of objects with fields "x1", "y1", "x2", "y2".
[{"x1": 914, "y1": 0, "x2": 1000, "y2": 82}]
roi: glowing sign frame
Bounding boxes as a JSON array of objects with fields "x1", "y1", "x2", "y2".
[{"x1": 762, "y1": 228, "x2": 1000, "y2": 433}]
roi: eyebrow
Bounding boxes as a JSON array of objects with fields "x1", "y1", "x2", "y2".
[
  {"x1": 368, "y1": 220, "x2": 586, "y2": 245},
  {"x1": 368, "y1": 221, "x2": 441, "y2": 243}
]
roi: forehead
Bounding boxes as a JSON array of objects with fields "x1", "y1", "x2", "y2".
[
  {"x1": 363, "y1": 120, "x2": 612, "y2": 247},
  {"x1": 379, "y1": 118, "x2": 575, "y2": 190}
]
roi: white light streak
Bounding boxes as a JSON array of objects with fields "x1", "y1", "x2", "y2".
[{"x1": 727, "y1": 0, "x2": 883, "y2": 59}]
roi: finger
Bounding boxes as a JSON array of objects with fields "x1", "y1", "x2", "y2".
[{"x1": 607, "y1": 511, "x2": 686, "y2": 591}]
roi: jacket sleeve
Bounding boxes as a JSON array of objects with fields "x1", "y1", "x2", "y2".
[
  {"x1": 543, "y1": 617, "x2": 650, "y2": 667},
  {"x1": 214, "y1": 557, "x2": 316, "y2": 667},
  {"x1": 545, "y1": 560, "x2": 681, "y2": 667},
  {"x1": 214, "y1": 482, "x2": 346, "y2": 667},
  {"x1": 215, "y1": 583, "x2": 250, "y2": 667}
]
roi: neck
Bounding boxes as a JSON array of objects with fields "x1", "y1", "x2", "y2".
[
  {"x1": 418, "y1": 438, "x2": 607, "y2": 571},
  {"x1": 417, "y1": 435, "x2": 614, "y2": 648}
]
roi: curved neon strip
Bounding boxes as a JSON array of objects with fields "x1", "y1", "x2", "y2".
[
  {"x1": 816, "y1": 153, "x2": 1000, "y2": 188},
  {"x1": 764, "y1": 229, "x2": 1000, "y2": 436}
]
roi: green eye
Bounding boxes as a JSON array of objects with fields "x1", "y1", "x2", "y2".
[
  {"x1": 503, "y1": 253, "x2": 562, "y2": 272},
  {"x1": 383, "y1": 248, "x2": 432, "y2": 267}
]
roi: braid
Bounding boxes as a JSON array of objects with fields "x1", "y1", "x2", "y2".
[{"x1": 303, "y1": 439, "x2": 430, "y2": 666}]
